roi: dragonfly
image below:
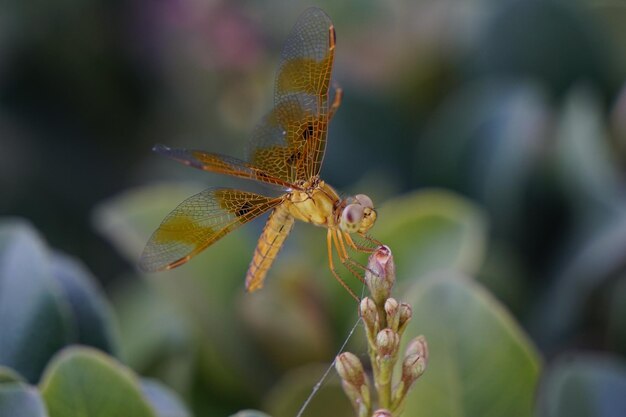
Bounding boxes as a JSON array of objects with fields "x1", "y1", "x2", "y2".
[{"x1": 139, "y1": 7, "x2": 380, "y2": 300}]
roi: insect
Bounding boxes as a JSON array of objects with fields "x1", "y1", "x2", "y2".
[{"x1": 140, "y1": 7, "x2": 379, "y2": 300}]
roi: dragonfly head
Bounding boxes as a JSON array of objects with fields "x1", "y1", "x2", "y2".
[{"x1": 339, "y1": 194, "x2": 377, "y2": 234}]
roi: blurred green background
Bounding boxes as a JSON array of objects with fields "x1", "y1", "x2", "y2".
[{"x1": 1, "y1": 0, "x2": 626, "y2": 416}]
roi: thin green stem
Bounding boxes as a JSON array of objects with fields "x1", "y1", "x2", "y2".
[{"x1": 377, "y1": 357, "x2": 393, "y2": 409}]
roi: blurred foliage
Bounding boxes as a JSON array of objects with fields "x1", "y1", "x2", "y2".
[
  {"x1": 0, "y1": 219, "x2": 118, "y2": 382},
  {"x1": 0, "y1": 382, "x2": 47, "y2": 417},
  {"x1": 41, "y1": 348, "x2": 159, "y2": 417},
  {"x1": 89, "y1": 182, "x2": 495, "y2": 415},
  {"x1": 0, "y1": 221, "x2": 191, "y2": 416},
  {"x1": 2, "y1": 0, "x2": 626, "y2": 415},
  {"x1": 536, "y1": 354, "x2": 626, "y2": 417},
  {"x1": 402, "y1": 275, "x2": 541, "y2": 417},
  {"x1": 229, "y1": 411, "x2": 273, "y2": 417},
  {"x1": 375, "y1": 189, "x2": 487, "y2": 281}
]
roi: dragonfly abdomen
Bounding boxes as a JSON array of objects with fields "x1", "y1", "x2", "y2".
[{"x1": 245, "y1": 204, "x2": 295, "y2": 291}]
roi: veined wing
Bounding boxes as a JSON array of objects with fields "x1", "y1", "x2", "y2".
[
  {"x1": 139, "y1": 188, "x2": 283, "y2": 272},
  {"x1": 245, "y1": 204, "x2": 294, "y2": 292},
  {"x1": 247, "y1": 7, "x2": 335, "y2": 183},
  {"x1": 153, "y1": 144, "x2": 301, "y2": 190}
]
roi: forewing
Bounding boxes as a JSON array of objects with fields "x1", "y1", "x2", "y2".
[
  {"x1": 247, "y1": 7, "x2": 335, "y2": 182},
  {"x1": 153, "y1": 144, "x2": 298, "y2": 190},
  {"x1": 139, "y1": 188, "x2": 283, "y2": 272}
]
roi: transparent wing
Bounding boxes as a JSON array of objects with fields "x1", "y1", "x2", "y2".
[
  {"x1": 153, "y1": 144, "x2": 300, "y2": 190},
  {"x1": 139, "y1": 188, "x2": 283, "y2": 272},
  {"x1": 247, "y1": 7, "x2": 335, "y2": 182}
]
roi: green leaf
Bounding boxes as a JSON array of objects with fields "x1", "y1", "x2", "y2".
[
  {"x1": 230, "y1": 411, "x2": 273, "y2": 417},
  {"x1": 375, "y1": 190, "x2": 487, "y2": 281},
  {"x1": 141, "y1": 378, "x2": 191, "y2": 417},
  {"x1": 0, "y1": 382, "x2": 48, "y2": 417},
  {"x1": 402, "y1": 274, "x2": 541, "y2": 417},
  {"x1": 537, "y1": 354, "x2": 626, "y2": 417},
  {"x1": 0, "y1": 366, "x2": 25, "y2": 383},
  {"x1": 0, "y1": 219, "x2": 73, "y2": 382},
  {"x1": 50, "y1": 252, "x2": 119, "y2": 356},
  {"x1": 40, "y1": 347, "x2": 156, "y2": 417}
]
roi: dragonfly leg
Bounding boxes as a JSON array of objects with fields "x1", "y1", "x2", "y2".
[
  {"x1": 334, "y1": 228, "x2": 350, "y2": 260},
  {"x1": 341, "y1": 232, "x2": 383, "y2": 278},
  {"x1": 358, "y1": 232, "x2": 383, "y2": 247},
  {"x1": 327, "y1": 229, "x2": 359, "y2": 301},
  {"x1": 334, "y1": 229, "x2": 366, "y2": 285},
  {"x1": 343, "y1": 232, "x2": 377, "y2": 253}
]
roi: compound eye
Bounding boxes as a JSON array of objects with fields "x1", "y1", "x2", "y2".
[
  {"x1": 355, "y1": 194, "x2": 374, "y2": 209},
  {"x1": 342, "y1": 203, "x2": 364, "y2": 225}
]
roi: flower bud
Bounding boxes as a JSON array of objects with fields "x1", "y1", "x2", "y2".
[
  {"x1": 384, "y1": 298, "x2": 399, "y2": 331},
  {"x1": 372, "y1": 409, "x2": 392, "y2": 417},
  {"x1": 336, "y1": 352, "x2": 371, "y2": 415},
  {"x1": 336, "y1": 352, "x2": 366, "y2": 387},
  {"x1": 402, "y1": 352, "x2": 426, "y2": 381},
  {"x1": 397, "y1": 302, "x2": 412, "y2": 335},
  {"x1": 360, "y1": 297, "x2": 379, "y2": 339},
  {"x1": 376, "y1": 328, "x2": 400, "y2": 358},
  {"x1": 402, "y1": 335, "x2": 428, "y2": 384},
  {"x1": 365, "y1": 245, "x2": 395, "y2": 305},
  {"x1": 405, "y1": 335, "x2": 428, "y2": 363}
]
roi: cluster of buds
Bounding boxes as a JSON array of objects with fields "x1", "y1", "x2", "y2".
[{"x1": 336, "y1": 246, "x2": 428, "y2": 417}]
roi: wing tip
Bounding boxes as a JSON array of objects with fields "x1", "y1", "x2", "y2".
[
  {"x1": 138, "y1": 249, "x2": 186, "y2": 273},
  {"x1": 152, "y1": 143, "x2": 171, "y2": 154},
  {"x1": 137, "y1": 255, "x2": 158, "y2": 273},
  {"x1": 302, "y1": 6, "x2": 330, "y2": 18},
  {"x1": 139, "y1": 252, "x2": 192, "y2": 273}
]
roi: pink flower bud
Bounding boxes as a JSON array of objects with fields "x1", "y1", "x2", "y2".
[
  {"x1": 405, "y1": 335, "x2": 429, "y2": 363},
  {"x1": 365, "y1": 245, "x2": 396, "y2": 305}
]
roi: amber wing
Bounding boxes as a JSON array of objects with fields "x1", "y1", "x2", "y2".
[
  {"x1": 139, "y1": 188, "x2": 283, "y2": 272},
  {"x1": 245, "y1": 204, "x2": 295, "y2": 291},
  {"x1": 153, "y1": 144, "x2": 300, "y2": 190},
  {"x1": 247, "y1": 7, "x2": 335, "y2": 183}
]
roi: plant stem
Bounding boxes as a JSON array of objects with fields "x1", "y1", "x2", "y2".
[{"x1": 377, "y1": 357, "x2": 393, "y2": 409}]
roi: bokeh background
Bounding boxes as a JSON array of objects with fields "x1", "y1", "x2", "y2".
[{"x1": 2, "y1": 0, "x2": 626, "y2": 416}]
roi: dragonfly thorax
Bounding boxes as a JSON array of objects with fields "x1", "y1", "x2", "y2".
[{"x1": 286, "y1": 180, "x2": 341, "y2": 227}]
